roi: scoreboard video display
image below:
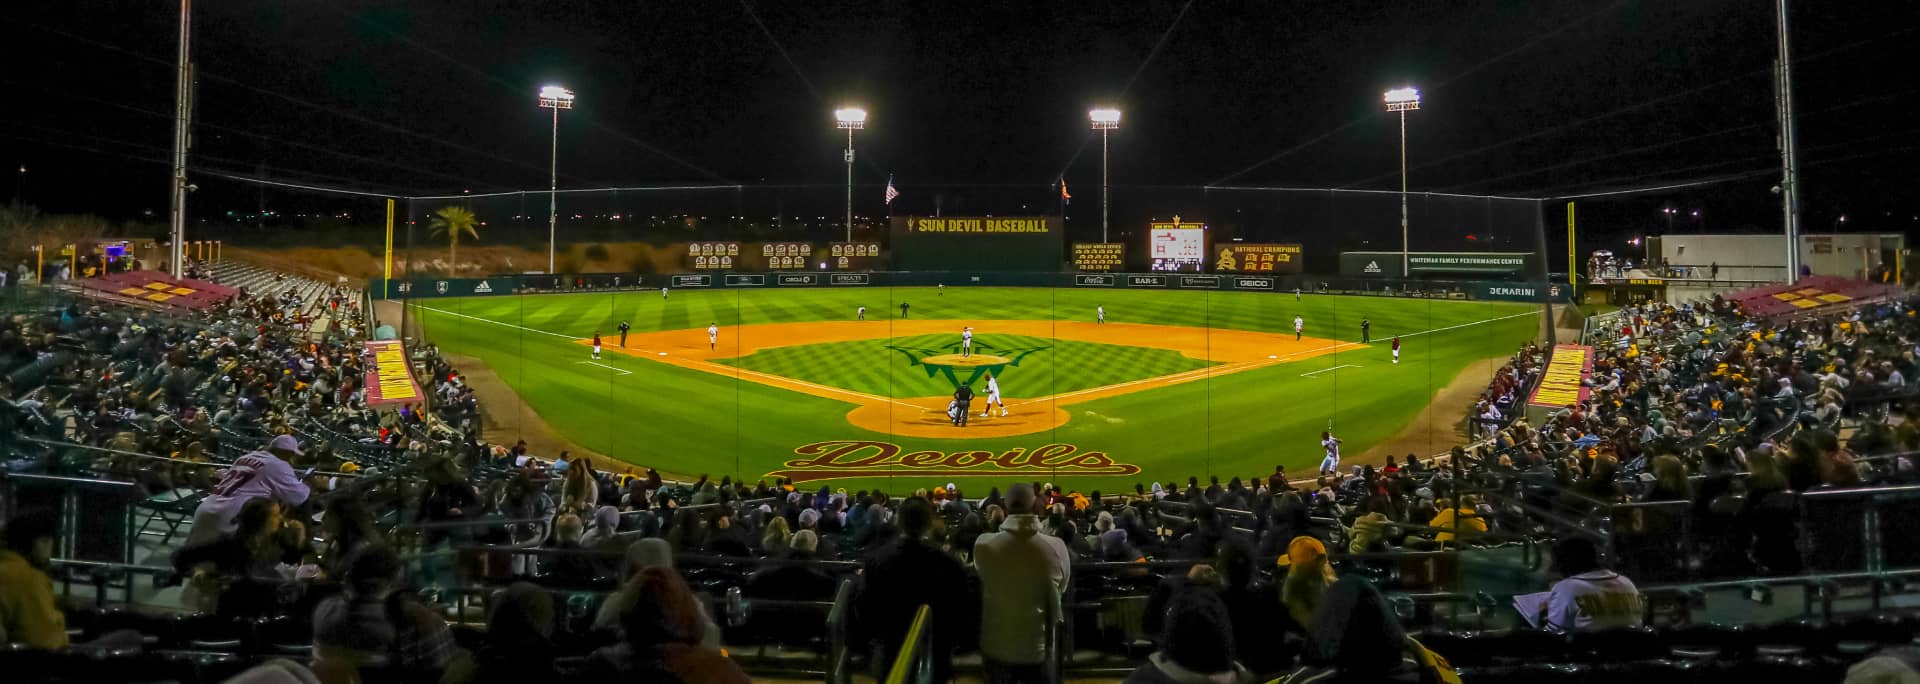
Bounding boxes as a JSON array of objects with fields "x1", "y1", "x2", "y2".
[
  {"x1": 1214, "y1": 243, "x2": 1303, "y2": 274},
  {"x1": 1072, "y1": 243, "x2": 1125, "y2": 272},
  {"x1": 687, "y1": 241, "x2": 739, "y2": 270},
  {"x1": 1148, "y1": 220, "x2": 1205, "y2": 272},
  {"x1": 761, "y1": 242, "x2": 813, "y2": 270},
  {"x1": 829, "y1": 242, "x2": 882, "y2": 270}
]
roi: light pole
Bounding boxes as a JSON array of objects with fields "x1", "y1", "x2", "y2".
[
  {"x1": 1384, "y1": 87, "x2": 1420, "y2": 277},
  {"x1": 538, "y1": 85, "x2": 574, "y2": 274},
  {"x1": 168, "y1": 0, "x2": 194, "y2": 278},
  {"x1": 1663, "y1": 207, "x2": 1676, "y2": 233},
  {"x1": 835, "y1": 107, "x2": 866, "y2": 242},
  {"x1": 1089, "y1": 108, "x2": 1121, "y2": 243}
]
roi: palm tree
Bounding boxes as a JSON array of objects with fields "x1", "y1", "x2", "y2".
[{"x1": 428, "y1": 206, "x2": 479, "y2": 268}]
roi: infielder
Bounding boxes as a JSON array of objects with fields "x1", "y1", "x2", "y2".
[
  {"x1": 1097, "y1": 305, "x2": 1106, "y2": 324},
  {"x1": 707, "y1": 322, "x2": 718, "y2": 351},
  {"x1": 961, "y1": 327, "x2": 974, "y2": 358},
  {"x1": 1319, "y1": 431, "x2": 1343, "y2": 474},
  {"x1": 857, "y1": 305, "x2": 866, "y2": 321},
  {"x1": 981, "y1": 371, "x2": 1007, "y2": 417},
  {"x1": 617, "y1": 320, "x2": 631, "y2": 347},
  {"x1": 1392, "y1": 335, "x2": 1401, "y2": 364},
  {"x1": 591, "y1": 331, "x2": 603, "y2": 359},
  {"x1": 1294, "y1": 315, "x2": 1304, "y2": 341}
]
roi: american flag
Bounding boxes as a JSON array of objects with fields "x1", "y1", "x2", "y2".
[{"x1": 884, "y1": 176, "x2": 899, "y2": 205}]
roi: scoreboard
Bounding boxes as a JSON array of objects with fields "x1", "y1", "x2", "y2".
[
  {"x1": 762, "y1": 242, "x2": 813, "y2": 270},
  {"x1": 687, "y1": 241, "x2": 739, "y2": 270},
  {"x1": 1213, "y1": 244, "x2": 1303, "y2": 274},
  {"x1": 1072, "y1": 243, "x2": 1125, "y2": 272},
  {"x1": 1148, "y1": 220, "x2": 1205, "y2": 272},
  {"x1": 829, "y1": 242, "x2": 882, "y2": 270}
]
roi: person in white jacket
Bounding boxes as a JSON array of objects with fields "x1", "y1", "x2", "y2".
[{"x1": 972, "y1": 484, "x2": 1070, "y2": 682}]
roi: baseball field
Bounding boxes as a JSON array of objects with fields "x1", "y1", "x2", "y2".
[{"x1": 408, "y1": 286, "x2": 1541, "y2": 491}]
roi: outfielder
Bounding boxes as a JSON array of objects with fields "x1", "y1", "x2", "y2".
[
  {"x1": 591, "y1": 331, "x2": 603, "y2": 359},
  {"x1": 981, "y1": 371, "x2": 1007, "y2": 417},
  {"x1": 1392, "y1": 335, "x2": 1401, "y2": 364},
  {"x1": 707, "y1": 322, "x2": 718, "y2": 351},
  {"x1": 1319, "y1": 431, "x2": 1343, "y2": 474},
  {"x1": 857, "y1": 305, "x2": 866, "y2": 321},
  {"x1": 961, "y1": 326, "x2": 974, "y2": 358},
  {"x1": 1097, "y1": 305, "x2": 1106, "y2": 324},
  {"x1": 1293, "y1": 315, "x2": 1304, "y2": 341},
  {"x1": 661, "y1": 286, "x2": 668, "y2": 300}
]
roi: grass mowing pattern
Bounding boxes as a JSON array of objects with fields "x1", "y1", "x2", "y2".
[
  {"x1": 712, "y1": 333, "x2": 1216, "y2": 397},
  {"x1": 411, "y1": 286, "x2": 1541, "y2": 490}
]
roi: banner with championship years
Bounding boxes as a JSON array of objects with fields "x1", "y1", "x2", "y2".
[
  {"x1": 363, "y1": 340, "x2": 423, "y2": 406},
  {"x1": 1214, "y1": 243, "x2": 1302, "y2": 274},
  {"x1": 1525, "y1": 344, "x2": 1593, "y2": 423},
  {"x1": 1072, "y1": 243, "x2": 1125, "y2": 272}
]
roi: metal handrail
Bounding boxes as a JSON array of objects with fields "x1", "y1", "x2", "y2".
[
  {"x1": 883, "y1": 604, "x2": 933, "y2": 684},
  {"x1": 825, "y1": 578, "x2": 856, "y2": 684}
]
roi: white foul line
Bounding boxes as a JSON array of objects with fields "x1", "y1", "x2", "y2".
[
  {"x1": 1300, "y1": 364, "x2": 1361, "y2": 377},
  {"x1": 411, "y1": 304, "x2": 578, "y2": 339},
  {"x1": 576, "y1": 361, "x2": 633, "y2": 376}
]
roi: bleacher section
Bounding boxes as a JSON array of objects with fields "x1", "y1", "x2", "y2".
[{"x1": 64, "y1": 271, "x2": 238, "y2": 312}]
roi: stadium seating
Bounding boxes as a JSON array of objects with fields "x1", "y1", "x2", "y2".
[{"x1": 4, "y1": 267, "x2": 1920, "y2": 683}]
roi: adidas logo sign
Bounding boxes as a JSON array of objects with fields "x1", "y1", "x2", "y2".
[
  {"x1": 473, "y1": 281, "x2": 493, "y2": 294},
  {"x1": 1364, "y1": 261, "x2": 1381, "y2": 274}
]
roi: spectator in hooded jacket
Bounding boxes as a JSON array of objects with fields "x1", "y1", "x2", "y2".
[{"x1": 973, "y1": 484, "x2": 1070, "y2": 683}]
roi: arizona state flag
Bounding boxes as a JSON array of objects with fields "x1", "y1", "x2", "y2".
[{"x1": 1060, "y1": 178, "x2": 1071, "y2": 204}]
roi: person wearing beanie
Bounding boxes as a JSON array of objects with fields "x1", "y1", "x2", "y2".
[{"x1": 1124, "y1": 589, "x2": 1254, "y2": 683}]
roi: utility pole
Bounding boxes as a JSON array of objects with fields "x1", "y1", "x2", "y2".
[
  {"x1": 1775, "y1": 0, "x2": 1803, "y2": 284},
  {"x1": 168, "y1": 0, "x2": 194, "y2": 278}
]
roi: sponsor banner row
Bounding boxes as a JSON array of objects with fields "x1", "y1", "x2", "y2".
[{"x1": 1072, "y1": 274, "x2": 1277, "y2": 290}]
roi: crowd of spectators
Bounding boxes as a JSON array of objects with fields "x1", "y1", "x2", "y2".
[{"x1": 5, "y1": 267, "x2": 1920, "y2": 682}]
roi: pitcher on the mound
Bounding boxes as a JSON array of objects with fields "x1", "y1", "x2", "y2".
[
  {"x1": 981, "y1": 371, "x2": 1008, "y2": 417},
  {"x1": 961, "y1": 327, "x2": 974, "y2": 358}
]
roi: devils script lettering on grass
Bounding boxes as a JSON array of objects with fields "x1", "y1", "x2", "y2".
[{"x1": 767, "y1": 440, "x2": 1141, "y2": 482}]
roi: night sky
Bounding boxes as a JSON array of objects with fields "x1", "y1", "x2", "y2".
[{"x1": 5, "y1": 0, "x2": 1917, "y2": 256}]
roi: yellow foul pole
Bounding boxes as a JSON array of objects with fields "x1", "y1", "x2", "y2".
[
  {"x1": 383, "y1": 198, "x2": 395, "y2": 299},
  {"x1": 1565, "y1": 202, "x2": 1576, "y2": 286}
]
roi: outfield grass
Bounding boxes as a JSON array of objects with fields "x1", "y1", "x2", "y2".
[{"x1": 411, "y1": 286, "x2": 1540, "y2": 491}]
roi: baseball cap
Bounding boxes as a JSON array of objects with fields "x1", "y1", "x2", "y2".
[
  {"x1": 267, "y1": 434, "x2": 304, "y2": 456},
  {"x1": 1275, "y1": 536, "x2": 1327, "y2": 568}
]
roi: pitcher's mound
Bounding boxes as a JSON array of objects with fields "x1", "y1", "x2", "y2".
[{"x1": 846, "y1": 396, "x2": 1071, "y2": 438}]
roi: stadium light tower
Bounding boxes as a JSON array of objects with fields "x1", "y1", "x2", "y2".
[
  {"x1": 835, "y1": 107, "x2": 867, "y2": 242},
  {"x1": 1089, "y1": 108, "x2": 1121, "y2": 243},
  {"x1": 538, "y1": 85, "x2": 575, "y2": 274},
  {"x1": 1384, "y1": 87, "x2": 1420, "y2": 277}
]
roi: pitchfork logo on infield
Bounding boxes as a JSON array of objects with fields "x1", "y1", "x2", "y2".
[{"x1": 884, "y1": 339, "x2": 1051, "y2": 388}]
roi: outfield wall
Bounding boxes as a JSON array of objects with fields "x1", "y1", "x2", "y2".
[{"x1": 375, "y1": 271, "x2": 1569, "y2": 304}]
